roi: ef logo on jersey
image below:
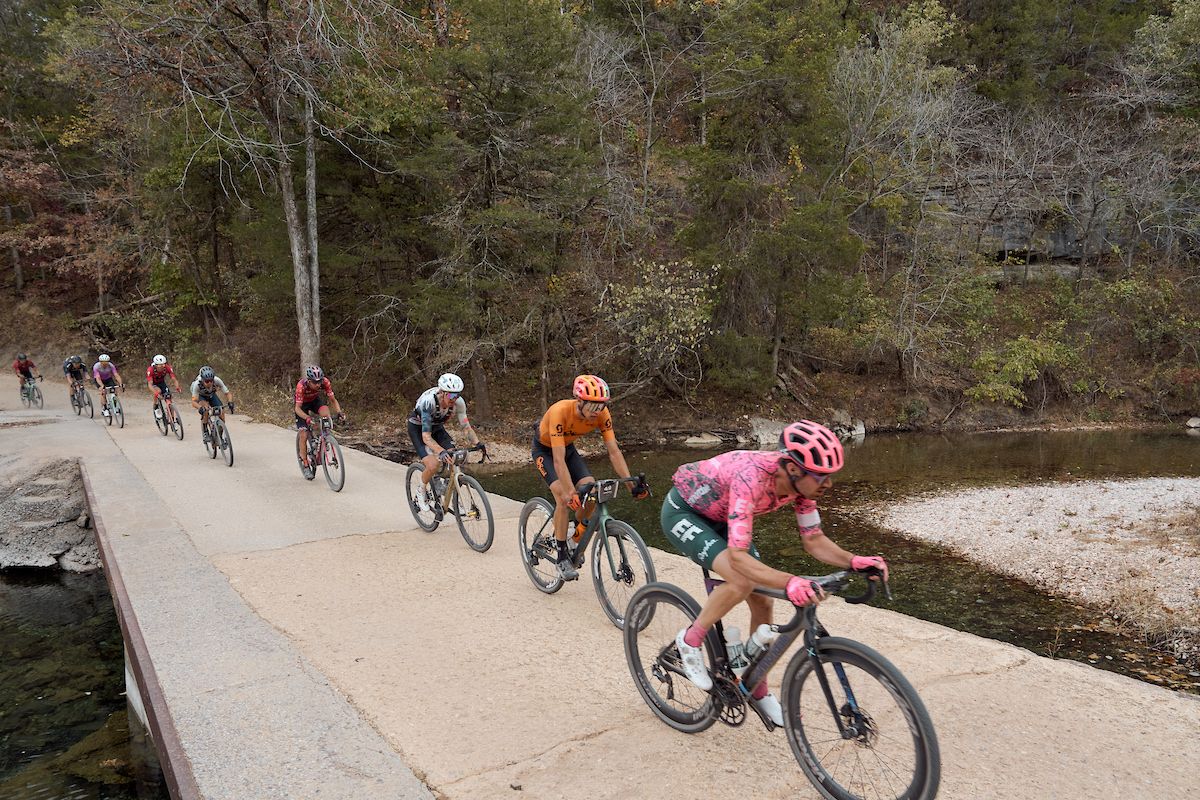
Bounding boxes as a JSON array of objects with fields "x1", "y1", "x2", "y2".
[{"x1": 671, "y1": 519, "x2": 704, "y2": 543}]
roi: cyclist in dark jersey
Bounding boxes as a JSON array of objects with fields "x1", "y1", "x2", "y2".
[
  {"x1": 191, "y1": 365, "x2": 234, "y2": 443},
  {"x1": 661, "y1": 420, "x2": 888, "y2": 726},
  {"x1": 63, "y1": 356, "x2": 88, "y2": 402}
]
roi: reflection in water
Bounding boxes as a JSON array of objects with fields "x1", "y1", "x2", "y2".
[
  {"x1": 0, "y1": 570, "x2": 168, "y2": 799},
  {"x1": 479, "y1": 428, "x2": 1200, "y2": 692}
]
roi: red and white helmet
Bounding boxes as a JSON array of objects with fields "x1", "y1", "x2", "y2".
[
  {"x1": 778, "y1": 420, "x2": 844, "y2": 474},
  {"x1": 573, "y1": 374, "x2": 610, "y2": 402}
]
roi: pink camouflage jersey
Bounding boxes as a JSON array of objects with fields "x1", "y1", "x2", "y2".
[{"x1": 671, "y1": 450, "x2": 822, "y2": 550}]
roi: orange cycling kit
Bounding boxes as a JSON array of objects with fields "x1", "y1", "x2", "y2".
[{"x1": 532, "y1": 399, "x2": 615, "y2": 488}]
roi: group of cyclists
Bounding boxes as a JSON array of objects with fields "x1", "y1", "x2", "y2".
[
  {"x1": 406, "y1": 370, "x2": 889, "y2": 726},
  {"x1": 17, "y1": 350, "x2": 889, "y2": 724}
]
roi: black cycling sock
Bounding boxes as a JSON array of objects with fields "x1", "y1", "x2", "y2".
[{"x1": 556, "y1": 539, "x2": 570, "y2": 560}]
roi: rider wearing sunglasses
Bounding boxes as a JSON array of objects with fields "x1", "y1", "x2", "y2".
[
  {"x1": 294, "y1": 365, "x2": 345, "y2": 478},
  {"x1": 660, "y1": 420, "x2": 888, "y2": 726},
  {"x1": 531, "y1": 374, "x2": 650, "y2": 581},
  {"x1": 407, "y1": 372, "x2": 481, "y2": 513}
]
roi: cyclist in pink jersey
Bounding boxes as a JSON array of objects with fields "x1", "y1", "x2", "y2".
[{"x1": 661, "y1": 420, "x2": 888, "y2": 726}]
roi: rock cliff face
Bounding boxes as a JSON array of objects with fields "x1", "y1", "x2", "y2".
[{"x1": 0, "y1": 457, "x2": 98, "y2": 571}]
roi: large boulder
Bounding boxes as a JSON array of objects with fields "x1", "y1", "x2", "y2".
[{"x1": 683, "y1": 433, "x2": 723, "y2": 449}]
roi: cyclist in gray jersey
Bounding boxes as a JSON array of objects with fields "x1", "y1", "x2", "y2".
[
  {"x1": 191, "y1": 365, "x2": 234, "y2": 442},
  {"x1": 407, "y1": 373, "x2": 480, "y2": 512}
]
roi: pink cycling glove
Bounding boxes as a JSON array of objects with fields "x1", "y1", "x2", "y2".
[
  {"x1": 786, "y1": 576, "x2": 821, "y2": 606},
  {"x1": 851, "y1": 555, "x2": 889, "y2": 582}
]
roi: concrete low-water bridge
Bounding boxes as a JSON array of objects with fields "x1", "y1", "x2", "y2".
[{"x1": 1, "y1": 375, "x2": 1197, "y2": 799}]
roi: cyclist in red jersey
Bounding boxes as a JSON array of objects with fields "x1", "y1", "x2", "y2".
[
  {"x1": 661, "y1": 420, "x2": 888, "y2": 726},
  {"x1": 294, "y1": 365, "x2": 345, "y2": 479},
  {"x1": 12, "y1": 353, "x2": 41, "y2": 382},
  {"x1": 146, "y1": 354, "x2": 182, "y2": 415}
]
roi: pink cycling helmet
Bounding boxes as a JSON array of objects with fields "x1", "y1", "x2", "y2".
[{"x1": 778, "y1": 420, "x2": 844, "y2": 474}]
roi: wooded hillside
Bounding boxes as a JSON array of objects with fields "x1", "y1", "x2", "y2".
[{"x1": 2, "y1": 0, "x2": 1198, "y2": 429}]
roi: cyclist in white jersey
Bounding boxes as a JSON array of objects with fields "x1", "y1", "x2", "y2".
[{"x1": 407, "y1": 373, "x2": 480, "y2": 512}]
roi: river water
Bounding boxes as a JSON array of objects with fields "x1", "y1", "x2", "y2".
[
  {"x1": 0, "y1": 569, "x2": 167, "y2": 799},
  {"x1": 478, "y1": 427, "x2": 1200, "y2": 693}
]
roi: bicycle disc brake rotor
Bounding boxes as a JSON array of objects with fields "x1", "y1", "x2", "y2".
[
  {"x1": 713, "y1": 673, "x2": 746, "y2": 727},
  {"x1": 839, "y1": 702, "x2": 879, "y2": 745}
]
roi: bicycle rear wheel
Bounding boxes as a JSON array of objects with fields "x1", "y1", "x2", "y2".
[
  {"x1": 405, "y1": 462, "x2": 439, "y2": 531},
  {"x1": 782, "y1": 637, "x2": 940, "y2": 800},
  {"x1": 321, "y1": 433, "x2": 345, "y2": 492},
  {"x1": 452, "y1": 474, "x2": 494, "y2": 552},
  {"x1": 591, "y1": 519, "x2": 656, "y2": 629},
  {"x1": 216, "y1": 418, "x2": 234, "y2": 467},
  {"x1": 518, "y1": 497, "x2": 563, "y2": 594},
  {"x1": 623, "y1": 582, "x2": 719, "y2": 734}
]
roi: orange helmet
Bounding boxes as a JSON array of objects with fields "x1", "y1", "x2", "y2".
[{"x1": 573, "y1": 374, "x2": 610, "y2": 402}]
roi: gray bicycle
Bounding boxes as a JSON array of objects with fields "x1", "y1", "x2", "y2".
[{"x1": 518, "y1": 475, "x2": 655, "y2": 629}]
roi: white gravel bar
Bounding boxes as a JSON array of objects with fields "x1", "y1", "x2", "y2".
[{"x1": 869, "y1": 478, "x2": 1200, "y2": 654}]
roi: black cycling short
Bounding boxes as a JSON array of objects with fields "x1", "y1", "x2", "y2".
[
  {"x1": 295, "y1": 399, "x2": 324, "y2": 429},
  {"x1": 531, "y1": 437, "x2": 591, "y2": 488},
  {"x1": 152, "y1": 380, "x2": 170, "y2": 398},
  {"x1": 408, "y1": 420, "x2": 453, "y2": 458},
  {"x1": 197, "y1": 394, "x2": 223, "y2": 413}
]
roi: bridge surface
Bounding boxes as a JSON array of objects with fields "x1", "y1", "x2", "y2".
[{"x1": 3, "y1": 374, "x2": 1198, "y2": 799}]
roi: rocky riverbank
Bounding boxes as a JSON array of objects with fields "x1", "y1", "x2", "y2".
[
  {"x1": 867, "y1": 478, "x2": 1200, "y2": 664},
  {"x1": 0, "y1": 455, "x2": 98, "y2": 571}
]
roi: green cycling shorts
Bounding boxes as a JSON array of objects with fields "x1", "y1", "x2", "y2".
[{"x1": 661, "y1": 487, "x2": 761, "y2": 570}]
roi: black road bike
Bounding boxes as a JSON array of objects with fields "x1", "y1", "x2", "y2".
[
  {"x1": 405, "y1": 444, "x2": 495, "y2": 552},
  {"x1": 200, "y1": 406, "x2": 234, "y2": 467},
  {"x1": 70, "y1": 380, "x2": 93, "y2": 418},
  {"x1": 518, "y1": 476, "x2": 656, "y2": 629},
  {"x1": 624, "y1": 570, "x2": 940, "y2": 800}
]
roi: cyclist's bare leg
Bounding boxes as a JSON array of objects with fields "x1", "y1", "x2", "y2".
[
  {"x1": 420, "y1": 453, "x2": 439, "y2": 485},
  {"x1": 549, "y1": 478, "x2": 573, "y2": 541},
  {"x1": 574, "y1": 479, "x2": 597, "y2": 529},
  {"x1": 297, "y1": 428, "x2": 309, "y2": 462},
  {"x1": 694, "y1": 549, "x2": 756, "y2": 630}
]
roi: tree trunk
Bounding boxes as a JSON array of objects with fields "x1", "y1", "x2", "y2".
[
  {"x1": 305, "y1": 98, "x2": 321, "y2": 347},
  {"x1": 4, "y1": 206, "x2": 21, "y2": 292},
  {"x1": 539, "y1": 315, "x2": 549, "y2": 411},
  {"x1": 276, "y1": 147, "x2": 319, "y2": 368},
  {"x1": 470, "y1": 355, "x2": 492, "y2": 422}
]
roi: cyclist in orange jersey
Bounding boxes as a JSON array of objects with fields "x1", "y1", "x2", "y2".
[{"x1": 532, "y1": 374, "x2": 650, "y2": 580}]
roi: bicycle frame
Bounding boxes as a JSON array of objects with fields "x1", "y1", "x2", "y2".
[
  {"x1": 431, "y1": 446, "x2": 487, "y2": 511},
  {"x1": 532, "y1": 476, "x2": 641, "y2": 580},
  {"x1": 702, "y1": 569, "x2": 883, "y2": 736}
]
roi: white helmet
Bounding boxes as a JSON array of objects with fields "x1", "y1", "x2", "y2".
[
  {"x1": 98, "y1": 354, "x2": 111, "y2": 363},
  {"x1": 438, "y1": 373, "x2": 464, "y2": 393},
  {"x1": 152, "y1": 354, "x2": 167, "y2": 366}
]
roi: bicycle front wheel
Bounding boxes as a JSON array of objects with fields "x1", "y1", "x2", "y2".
[
  {"x1": 114, "y1": 398, "x2": 124, "y2": 428},
  {"x1": 154, "y1": 402, "x2": 168, "y2": 435},
  {"x1": 83, "y1": 391, "x2": 93, "y2": 418},
  {"x1": 591, "y1": 519, "x2": 656, "y2": 629},
  {"x1": 32, "y1": 385, "x2": 43, "y2": 409},
  {"x1": 405, "y1": 462, "x2": 439, "y2": 531},
  {"x1": 782, "y1": 637, "x2": 940, "y2": 800},
  {"x1": 216, "y1": 419, "x2": 234, "y2": 467},
  {"x1": 452, "y1": 474, "x2": 494, "y2": 552},
  {"x1": 71, "y1": 392, "x2": 80, "y2": 415},
  {"x1": 623, "y1": 582, "x2": 719, "y2": 734},
  {"x1": 321, "y1": 433, "x2": 345, "y2": 492},
  {"x1": 104, "y1": 397, "x2": 113, "y2": 425},
  {"x1": 204, "y1": 421, "x2": 218, "y2": 458},
  {"x1": 518, "y1": 497, "x2": 563, "y2": 594},
  {"x1": 171, "y1": 406, "x2": 184, "y2": 440}
]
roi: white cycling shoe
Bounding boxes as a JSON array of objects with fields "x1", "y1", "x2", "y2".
[
  {"x1": 416, "y1": 488, "x2": 431, "y2": 513},
  {"x1": 751, "y1": 691, "x2": 784, "y2": 727},
  {"x1": 674, "y1": 628, "x2": 713, "y2": 691}
]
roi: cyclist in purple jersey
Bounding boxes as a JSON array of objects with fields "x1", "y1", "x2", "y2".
[{"x1": 661, "y1": 420, "x2": 888, "y2": 726}]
